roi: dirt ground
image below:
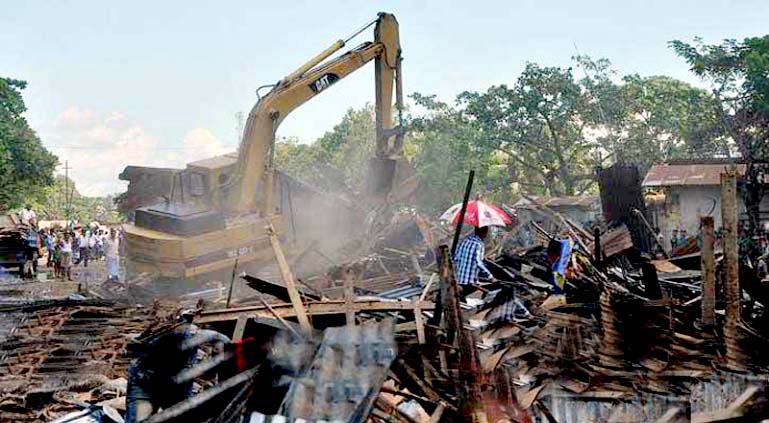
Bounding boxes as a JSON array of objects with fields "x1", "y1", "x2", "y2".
[{"x1": 0, "y1": 253, "x2": 113, "y2": 300}]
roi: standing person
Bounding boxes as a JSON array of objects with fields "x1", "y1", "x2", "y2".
[
  {"x1": 671, "y1": 229, "x2": 679, "y2": 251},
  {"x1": 679, "y1": 229, "x2": 688, "y2": 247},
  {"x1": 654, "y1": 227, "x2": 666, "y2": 257},
  {"x1": 52, "y1": 233, "x2": 62, "y2": 279},
  {"x1": 87, "y1": 229, "x2": 97, "y2": 261},
  {"x1": 453, "y1": 225, "x2": 496, "y2": 299},
  {"x1": 23, "y1": 227, "x2": 40, "y2": 279},
  {"x1": 75, "y1": 229, "x2": 89, "y2": 267},
  {"x1": 20, "y1": 205, "x2": 36, "y2": 226},
  {"x1": 104, "y1": 228, "x2": 121, "y2": 282},
  {"x1": 95, "y1": 230, "x2": 105, "y2": 260},
  {"x1": 45, "y1": 230, "x2": 56, "y2": 268},
  {"x1": 59, "y1": 233, "x2": 73, "y2": 281}
]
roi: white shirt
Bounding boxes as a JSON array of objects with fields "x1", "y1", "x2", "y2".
[
  {"x1": 20, "y1": 209, "x2": 36, "y2": 225},
  {"x1": 104, "y1": 237, "x2": 120, "y2": 257},
  {"x1": 87, "y1": 234, "x2": 97, "y2": 248},
  {"x1": 76, "y1": 234, "x2": 86, "y2": 247},
  {"x1": 60, "y1": 240, "x2": 72, "y2": 254}
]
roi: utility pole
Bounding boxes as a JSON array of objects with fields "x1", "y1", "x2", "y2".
[{"x1": 63, "y1": 160, "x2": 71, "y2": 222}]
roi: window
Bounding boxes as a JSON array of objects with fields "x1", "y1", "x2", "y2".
[{"x1": 190, "y1": 172, "x2": 206, "y2": 197}]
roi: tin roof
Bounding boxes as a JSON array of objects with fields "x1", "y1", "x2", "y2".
[{"x1": 642, "y1": 163, "x2": 746, "y2": 187}]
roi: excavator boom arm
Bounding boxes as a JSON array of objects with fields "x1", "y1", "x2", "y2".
[{"x1": 229, "y1": 13, "x2": 401, "y2": 212}]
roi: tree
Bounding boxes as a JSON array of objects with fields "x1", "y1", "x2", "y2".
[
  {"x1": 575, "y1": 55, "x2": 726, "y2": 169},
  {"x1": 407, "y1": 93, "x2": 509, "y2": 213},
  {"x1": 0, "y1": 78, "x2": 58, "y2": 209},
  {"x1": 32, "y1": 175, "x2": 122, "y2": 224},
  {"x1": 671, "y1": 35, "x2": 769, "y2": 235},
  {"x1": 274, "y1": 106, "x2": 376, "y2": 194},
  {"x1": 457, "y1": 63, "x2": 600, "y2": 196}
]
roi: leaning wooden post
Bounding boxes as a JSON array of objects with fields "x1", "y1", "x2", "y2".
[
  {"x1": 700, "y1": 216, "x2": 716, "y2": 329},
  {"x1": 450, "y1": 170, "x2": 475, "y2": 256},
  {"x1": 436, "y1": 245, "x2": 483, "y2": 422},
  {"x1": 267, "y1": 223, "x2": 312, "y2": 334},
  {"x1": 721, "y1": 169, "x2": 742, "y2": 369}
]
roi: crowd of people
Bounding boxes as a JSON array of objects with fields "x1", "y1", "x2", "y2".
[{"x1": 16, "y1": 205, "x2": 122, "y2": 283}]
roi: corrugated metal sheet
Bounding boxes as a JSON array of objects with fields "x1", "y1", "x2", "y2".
[{"x1": 642, "y1": 164, "x2": 746, "y2": 187}]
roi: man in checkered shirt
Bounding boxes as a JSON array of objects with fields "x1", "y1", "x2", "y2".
[{"x1": 454, "y1": 226, "x2": 496, "y2": 297}]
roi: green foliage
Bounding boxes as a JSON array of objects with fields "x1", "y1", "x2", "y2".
[
  {"x1": 275, "y1": 51, "x2": 751, "y2": 216},
  {"x1": 30, "y1": 175, "x2": 123, "y2": 224},
  {"x1": 670, "y1": 35, "x2": 769, "y2": 159},
  {"x1": 611, "y1": 74, "x2": 727, "y2": 164},
  {"x1": 457, "y1": 63, "x2": 599, "y2": 197},
  {"x1": 0, "y1": 78, "x2": 58, "y2": 209},
  {"x1": 407, "y1": 93, "x2": 509, "y2": 213},
  {"x1": 275, "y1": 107, "x2": 376, "y2": 194},
  {"x1": 671, "y1": 35, "x2": 769, "y2": 235}
]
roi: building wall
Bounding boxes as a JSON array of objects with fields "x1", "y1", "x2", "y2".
[{"x1": 652, "y1": 185, "x2": 769, "y2": 251}]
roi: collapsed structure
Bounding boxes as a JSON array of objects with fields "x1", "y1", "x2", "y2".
[{"x1": 3, "y1": 160, "x2": 769, "y2": 422}]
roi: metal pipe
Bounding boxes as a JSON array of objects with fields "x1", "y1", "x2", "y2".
[{"x1": 281, "y1": 39, "x2": 345, "y2": 84}]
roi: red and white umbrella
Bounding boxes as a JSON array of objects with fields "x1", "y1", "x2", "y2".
[{"x1": 440, "y1": 199, "x2": 513, "y2": 227}]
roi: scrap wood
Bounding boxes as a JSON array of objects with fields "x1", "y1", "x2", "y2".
[
  {"x1": 241, "y1": 274, "x2": 321, "y2": 303},
  {"x1": 394, "y1": 360, "x2": 459, "y2": 414},
  {"x1": 516, "y1": 384, "x2": 546, "y2": 409},
  {"x1": 267, "y1": 223, "x2": 312, "y2": 334},
  {"x1": 195, "y1": 299, "x2": 435, "y2": 323}
]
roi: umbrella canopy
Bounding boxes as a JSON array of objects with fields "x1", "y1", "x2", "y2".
[{"x1": 440, "y1": 199, "x2": 513, "y2": 227}]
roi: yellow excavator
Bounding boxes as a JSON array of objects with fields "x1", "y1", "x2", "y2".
[{"x1": 123, "y1": 13, "x2": 405, "y2": 286}]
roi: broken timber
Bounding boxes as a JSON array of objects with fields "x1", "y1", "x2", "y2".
[
  {"x1": 267, "y1": 222, "x2": 312, "y2": 333},
  {"x1": 194, "y1": 299, "x2": 435, "y2": 324}
]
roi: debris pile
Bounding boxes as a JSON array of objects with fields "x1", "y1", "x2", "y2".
[
  {"x1": 7, "y1": 203, "x2": 769, "y2": 422},
  {"x1": 0, "y1": 298, "x2": 156, "y2": 422}
]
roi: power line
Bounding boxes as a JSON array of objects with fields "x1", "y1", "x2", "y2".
[{"x1": 48, "y1": 145, "x2": 237, "y2": 151}]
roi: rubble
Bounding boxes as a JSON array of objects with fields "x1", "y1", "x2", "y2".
[{"x1": 4, "y1": 195, "x2": 769, "y2": 423}]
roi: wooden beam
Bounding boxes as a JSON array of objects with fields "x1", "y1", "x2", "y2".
[
  {"x1": 195, "y1": 300, "x2": 435, "y2": 324},
  {"x1": 232, "y1": 315, "x2": 247, "y2": 342},
  {"x1": 701, "y1": 216, "x2": 716, "y2": 328},
  {"x1": 267, "y1": 223, "x2": 312, "y2": 334},
  {"x1": 344, "y1": 267, "x2": 356, "y2": 326},
  {"x1": 692, "y1": 385, "x2": 768, "y2": 422},
  {"x1": 413, "y1": 298, "x2": 426, "y2": 344},
  {"x1": 721, "y1": 169, "x2": 743, "y2": 369},
  {"x1": 430, "y1": 403, "x2": 445, "y2": 423}
]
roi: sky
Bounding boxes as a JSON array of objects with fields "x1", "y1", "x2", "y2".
[{"x1": 2, "y1": 0, "x2": 769, "y2": 196}]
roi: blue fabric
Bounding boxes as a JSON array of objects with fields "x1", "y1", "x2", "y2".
[
  {"x1": 25, "y1": 230, "x2": 38, "y2": 248},
  {"x1": 453, "y1": 234, "x2": 492, "y2": 285},
  {"x1": 548, "y1": 239, "x2": 572, "y2": 295}
]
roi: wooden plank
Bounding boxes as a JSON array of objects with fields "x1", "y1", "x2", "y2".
[
  {"x1": 267, "y1": 223, "x2": 312, "y2": 334},
  {"x1": 413, "y1": 299, "x2": 426, "y2": 344},
  {"x1": 344, "y1": 268, "x2": 356, "y2": 326},
  {"x1": 232, "y1": 315, "x2": 248, "y2": 342},
  {"x1": 195, "y1": 300, "x2": 435, "y2": 323},
  {"x1": 721, "y1": 169, "x2": 743, "y2": 370},
  {"x1": 430, "y1": 403, "x2": 445, "y2": 423},
  {"x1": 701, "y1": 216, "x2": 716, "y2": 327}
]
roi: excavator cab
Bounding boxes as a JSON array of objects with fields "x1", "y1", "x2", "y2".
[{"x1": 131, "y1": 154, "x2": 239, "y2": 237}]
